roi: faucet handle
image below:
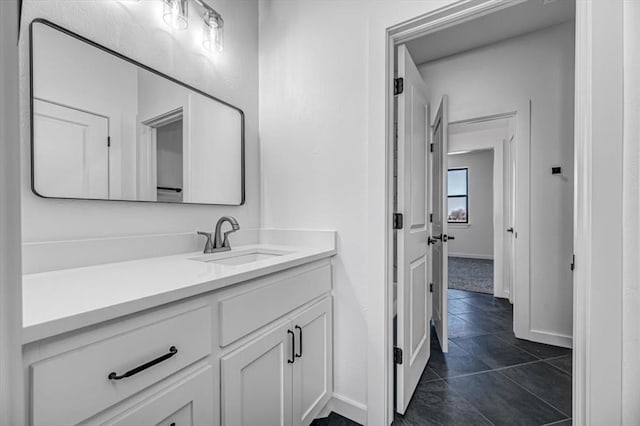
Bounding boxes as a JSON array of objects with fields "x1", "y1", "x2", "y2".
[{"x1": 197, "y1": 231, "x2": 214, "y2": 254}]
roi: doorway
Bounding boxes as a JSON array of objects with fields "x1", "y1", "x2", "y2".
[
  {"x1": 390, "y1": 0, "x2": 575, "y2": 424},
  {"x1": 447, "y1": 115, "x2": 516, "y2": 302},
  {"x1": 447, "y1": 151, "x2": 495, "y2": 295}
]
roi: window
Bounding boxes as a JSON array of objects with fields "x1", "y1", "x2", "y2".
[{"x1": 448, "y1": 168, "x2": 468, "y2": 223}]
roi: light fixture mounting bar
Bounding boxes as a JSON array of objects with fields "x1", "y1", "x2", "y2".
[{"x1": 192, "y1": 0, "x2": 222, "y2": 21}]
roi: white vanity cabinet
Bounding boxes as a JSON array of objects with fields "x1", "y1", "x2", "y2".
[
  {"x1": 221, "y1": 297, "x2": 332, "y2": 426},
  {"x1": 23, "y1": 257, "x2": 333, "y2": 426},
  {"x1": 102, "y1": 366, "x2": 215, "y2": 426}
]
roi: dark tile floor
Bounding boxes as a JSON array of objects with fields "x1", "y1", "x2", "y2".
[
  {"x1": 394, "y1": 289, "x2": 572, "y2": 426},
  {"x1": 311, "y1": 412, "x2": 362, "y2": 426}
]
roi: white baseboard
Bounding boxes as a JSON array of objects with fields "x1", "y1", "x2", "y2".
[
  {"x1": 318, "y1": 393, "x2": 367, "y2": 425},
  {"x1": 449, "y1": 252, "x2": 494, "y2": 260},
  {"x1": 518, "y1": 329, "x2": 573, "y2": 349}
]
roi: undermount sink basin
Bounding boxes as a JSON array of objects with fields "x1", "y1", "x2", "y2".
[{"x1": 189, "y1": 249, "x2": 290, "y2": 266}]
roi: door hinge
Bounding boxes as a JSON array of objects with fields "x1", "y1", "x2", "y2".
[
  {"x1": 429, "y1": 213, "x2": 433, "y2": 223},
  {"x1": 394, "y1": 78, "x2": 404, "y2": 95},
  {"x1": 394, "y1": 347, "x2": 403, "y2": 364},
  {"x1": 429, "y1": 283, "x2": 434, "y2": 293},
  {"x1": 570, "y1": 254, "x2": 575, "y2": 272},
  {"x1": 393, "y1": 213, "x2": 404, "y2": 230},
  {"x1": 430, "y1": 143, "x2": 434, "y2": 153},
  {"x1": 107, "y1": 136, "x2": 111, "y2": 147}
]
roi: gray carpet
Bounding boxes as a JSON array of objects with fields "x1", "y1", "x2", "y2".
[{"x1": 448, "y1": 257, "x2": 494, "y2": 294}]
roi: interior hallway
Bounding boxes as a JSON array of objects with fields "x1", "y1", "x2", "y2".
[{"x1": 394, "y1": 289, "x2": 572, "y2": 426}]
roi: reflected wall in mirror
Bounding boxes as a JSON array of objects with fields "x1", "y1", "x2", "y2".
[{"x1": 30, "y1": 20, "x2": 245, "y2": 205}]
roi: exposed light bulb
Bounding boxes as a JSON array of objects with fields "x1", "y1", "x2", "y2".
[
  {"x1": 203, "y1": 10, "x2": 224, "y2": 53},
  {"x1": 163, "y1": 0, "x2": 189, "y2": 30}
]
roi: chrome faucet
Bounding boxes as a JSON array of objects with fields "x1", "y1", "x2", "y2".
[{"x1": 197, "y1": 216, "x2": 240, "y2": 254}]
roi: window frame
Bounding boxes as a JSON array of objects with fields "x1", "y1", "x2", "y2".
[{"x1": 447, "y1": 167, "x2": 469, "y2": 224}]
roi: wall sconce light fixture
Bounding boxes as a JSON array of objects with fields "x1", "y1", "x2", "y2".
[
  {"x1": 161, "y1": 0, "x2": 224, "y2": 53},
  {"x1": 203, "y1": 9, "x2": 224, "y2": 52},
  {"x1": 163, "y1": 0, "x2": 189, "y2": 30}
]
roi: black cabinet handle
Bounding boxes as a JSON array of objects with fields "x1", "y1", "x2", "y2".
[
  {"x1": 108, "y1": 346, "x2": 178, "y2": 380},
  {"x1": 287, "y1": 330, "x2": 295, "y2": 364},
  {"x1": 294, "y1": 325, "x2": 302, "y2": 358}
]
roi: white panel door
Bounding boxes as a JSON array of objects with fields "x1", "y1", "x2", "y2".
[
  {"x1": 33, "y1": 99, "x2": 109, "y2": 199},
  {"x1": 396, "y1": 45, "x2": 431, "y2": 414},
  {"x1": 292, "y1": 298, "x2": 332, "y2": 426},
  {"x1": 432, "y1": 96, "x2": 449, "y2": 352},
  {"x1": 221, "y1": 321, "x2": 293, "y2": 426}
]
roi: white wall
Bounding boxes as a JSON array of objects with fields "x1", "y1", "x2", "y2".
[
  {"x1": 259, "y1": 1, "x2": 474, "y2": 422},
  {"x1": 419, "y1": 22, "x2": 575, "y2": 341},
  {"x1": 448, "y1": 150, "x2": 494, "y2": 259},
  {"x1": 20, "y1": 0, "x2": 259, "y2": 248}
]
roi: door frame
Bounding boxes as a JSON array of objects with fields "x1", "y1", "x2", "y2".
[
  {"x1": 382, "y1": 1, "x2": 590, "y2": 425},
  {"x1": 448, "y1": 113, "x2": 517, "y2": 301}
]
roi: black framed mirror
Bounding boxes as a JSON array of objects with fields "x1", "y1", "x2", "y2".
[{"x1": 29, "y1": 19, "x2": 245, "y2": 206}]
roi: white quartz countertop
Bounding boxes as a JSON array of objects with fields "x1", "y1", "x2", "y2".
[{"x1": 23, "y1": 234, "x2": 336, "y2": 344}]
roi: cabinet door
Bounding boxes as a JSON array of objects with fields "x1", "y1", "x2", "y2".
[
  {"x1": 221, "y1": 321, "x2": 294, "y2": 426},
  {"x1": 292, "y1": 298, "x2": 333, "y2": 426},
  {"x1": 102, "y1": 366, "x2": 214, "y2": 426}
]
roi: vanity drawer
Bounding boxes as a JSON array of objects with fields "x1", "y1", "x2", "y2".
[
  {"x1": 219, "y1": 263, "x2": 331, "y2": 346},
  {"x1": 31, "y1": 306, "x2": 212, "y2": 426},
  {"x1": 102, "y1": 366, "x2": 214, "y2": 426}
]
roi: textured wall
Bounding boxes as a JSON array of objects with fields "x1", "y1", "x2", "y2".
[
  {"x1": 258, "y1": 1, "x2": 460, "y2": 421},
  {"x1": 19, "y1": 0, "x2": 259, "y2": 245}
]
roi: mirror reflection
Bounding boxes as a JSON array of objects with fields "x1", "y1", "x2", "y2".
[{"x1": 30, "y1": 20, "x2": 244, "y2": 205}]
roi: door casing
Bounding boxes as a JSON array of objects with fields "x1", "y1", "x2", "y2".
[{"x1": 382, "y1": 1, "x2": 589, "y2": 425}]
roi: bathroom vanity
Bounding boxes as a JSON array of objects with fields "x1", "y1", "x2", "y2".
[
  {"x1": 22, "y1": 230, "x2": 336, "y2": 426},
  {"x1": 22, "y1": 14, "x2": 336, "y2": 426}
]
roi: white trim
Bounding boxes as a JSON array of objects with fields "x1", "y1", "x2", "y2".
[
  {"x1": 392, "y1": 0, "x2": 528, "y2": 45},
  {"x1": 0, "y1": 1, "x2": 25, "y2": 424},
  {"x1": 622, "y1": 1, "x2": 640, "y2": 423},
  {"x1": 448, "y1": 223, "x2": 471, "y2": 229},
  {"x1": 449, "y1": 253, "x2": 494, "y2": 260},
  {"x1": 528, "y1": 329, "x2": 573, "y2": 349},
  {"x1": 318, "y1": 394, "x2": 367, "y2": 425},
  {"x1": 572, "y1": 2, "x2": 591, "y2": 424}
]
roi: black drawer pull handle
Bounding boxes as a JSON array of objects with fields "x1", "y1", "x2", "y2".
[
  {"x1": 294, "y1": 325, "x2": 302, "y2": 358},
  {"x1": 287, "y1": 330, "x2": 295, "y2": 364},
  {"x1": 108, "y1": 346, "x2": 178, "y2": 380}
]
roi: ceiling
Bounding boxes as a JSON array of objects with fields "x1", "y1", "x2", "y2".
[{"x1": 405, "y1": 0, "x2": 575, "y2": 66}]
